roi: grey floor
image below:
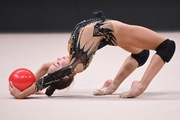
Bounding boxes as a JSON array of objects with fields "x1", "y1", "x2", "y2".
[{"x1": 0, "y1": 32, "x2": 180, "y2": 120}]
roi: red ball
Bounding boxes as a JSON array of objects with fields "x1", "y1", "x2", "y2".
[{"x1": 9, "y1": 68, "x2": 36, "y2": 91}]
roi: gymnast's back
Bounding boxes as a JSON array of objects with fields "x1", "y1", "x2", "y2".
[{"x1": 67, "y1": 10, "x2": 117, "y2": 71}]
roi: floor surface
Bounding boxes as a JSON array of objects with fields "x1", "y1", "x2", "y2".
[{"x1": 0, "y1": 32, "x2": 180, "y2": 120}]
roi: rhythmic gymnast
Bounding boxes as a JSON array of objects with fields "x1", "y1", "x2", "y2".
[{"x1": 9, "y1": 10, "x2": 176, "y2": 99}]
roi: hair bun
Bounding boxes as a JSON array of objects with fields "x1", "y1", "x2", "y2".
[{"x1": 93, "y1": 10, "x2": 106, "y2": 19}]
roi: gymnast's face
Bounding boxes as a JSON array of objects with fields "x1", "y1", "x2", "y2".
[{"x1": 48, "y1": 55, "x2": 70, "y2": 73}]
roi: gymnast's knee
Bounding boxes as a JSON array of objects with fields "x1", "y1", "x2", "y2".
[
  {"x1": 155, "y1": 39, "x2": 176, "y2": 63},
  {"x1": 131, "y1": 50, "x2": 150, "y2": 67}
]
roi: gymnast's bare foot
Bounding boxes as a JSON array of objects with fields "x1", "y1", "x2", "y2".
[
  {"x1": 93, "y1": 80, "x2": 113, "y2": 95},
  {"x1": 120, "y1": 81, "x2": 145, "y2": 98}
]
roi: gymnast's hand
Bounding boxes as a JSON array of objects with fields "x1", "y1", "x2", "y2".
[
  {"x1": 9, "y1": 81, "x2": 22, "y2": 99},
  {"x1": 9, "y1": 81, "x2": 36, "y2": 99}
]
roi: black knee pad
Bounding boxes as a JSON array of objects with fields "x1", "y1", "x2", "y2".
[
  {"x1": 131, "y1": 50, "x2": 150, "y2": 67},
  {"x1": 156, "y1": 39, "x2": 176, "y2": 63}
]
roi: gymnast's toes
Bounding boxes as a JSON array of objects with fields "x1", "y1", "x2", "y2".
[
  {"x1": 119, "y1": 92, "x2": 133, "y2": 98},
  {"x1": 93, "y1": 89, "x2": 105, "y2": 95}
]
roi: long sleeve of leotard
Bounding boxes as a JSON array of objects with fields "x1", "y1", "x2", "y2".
[{"x1": 35, "y1": 61, "x2": 81, "y2": 91}]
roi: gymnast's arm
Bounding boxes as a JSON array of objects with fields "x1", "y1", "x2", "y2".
[
  {"x1": 34, "y1": 55, "x2": 86, "y2": 90},
  {"x1": 9, "y1": 60, "x2": 84, "y2": 99}
]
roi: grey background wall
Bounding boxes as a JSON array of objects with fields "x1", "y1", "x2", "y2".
[{"x1": 0, "y1": 0, "x2": 180, "y2": 32}]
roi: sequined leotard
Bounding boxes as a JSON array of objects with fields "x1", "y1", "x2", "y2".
[{"x1": 35, "y1": 10, "x2": 117, "y2": 92}]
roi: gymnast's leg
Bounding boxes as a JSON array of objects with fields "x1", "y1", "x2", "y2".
[
  {"x1": 120, "y1": 39, "x2": 176, "y2": 98},
  {"x1": 93, "y1": 55, "x2": 139, "y2": 95},
  {"x1": 93, "y1": 50, "x2": 149, "y2": 96}
]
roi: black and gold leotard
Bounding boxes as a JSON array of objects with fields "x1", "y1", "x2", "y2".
[{"x1": 35, "y1": 10, "x2": 117, "y2": 91}]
